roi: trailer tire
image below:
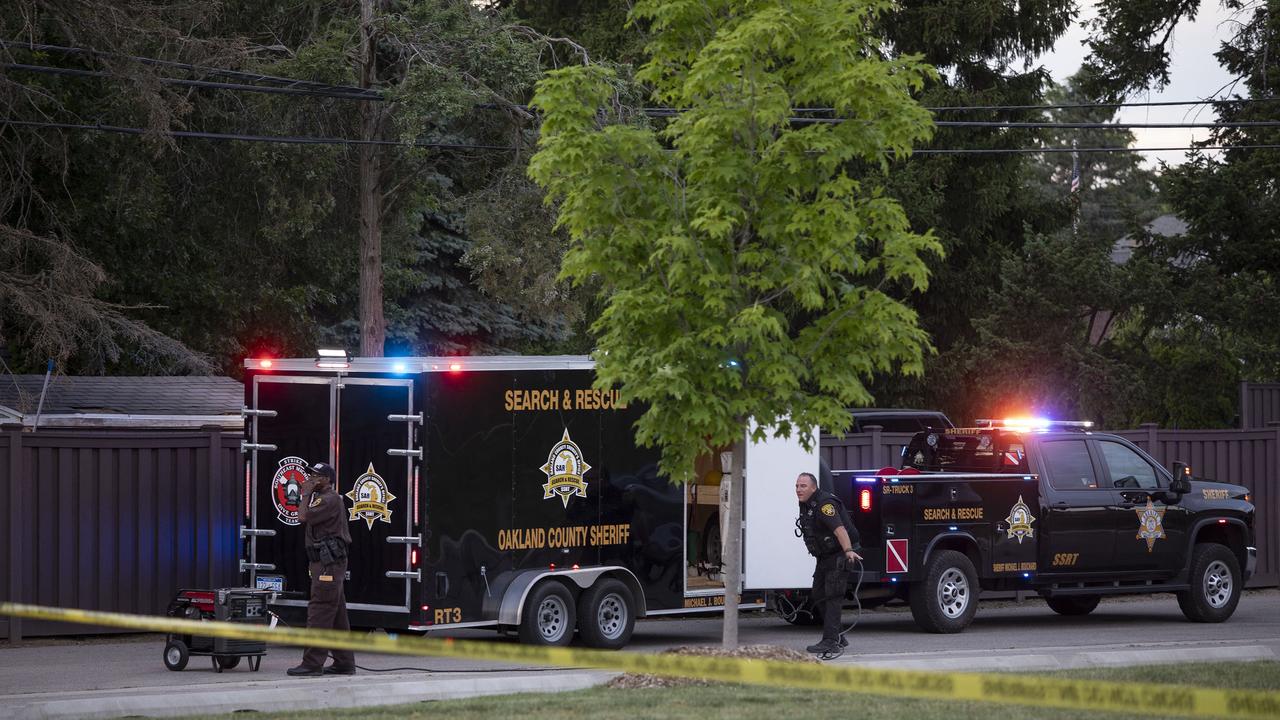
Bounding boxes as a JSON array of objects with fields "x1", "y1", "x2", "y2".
[
  {"x1": 1045, "y1": 595, "x2": 1101, "y2": 616},
  {"x1": 909, "y1": 550, "x2": 978, "y2": 633},
  {"x1": 577, "y1": 579, "x2": 635, "y2": 649},
  {"x1": 163, "y1": 639, "x2": 189, "y2": 671},
  {"x1": 518, "y1": 581, "x2": 577, "y2": 646},
  {"x1": 1177, "y1": 543, "x2": 1241, "y2": 623}
]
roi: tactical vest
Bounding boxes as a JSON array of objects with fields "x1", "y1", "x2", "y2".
[{"x1": 796, "y1": 490, "x2": 858, "y2": 557}]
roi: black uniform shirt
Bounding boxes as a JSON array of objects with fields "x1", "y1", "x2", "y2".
[
  {"x1": 809, "y1": 492, "x2": 846, "y2": 535},
  {"x1": 299, "y1": 486, "x2": 352, "y2": 546}
]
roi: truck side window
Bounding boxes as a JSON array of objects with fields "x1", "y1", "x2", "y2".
[
  {"x1": 1040, "y1": 440, "x2": 1099, "y2": 490},
  {"x1": 1098, "y1": 441, "x2": 1159, "y2": 490}
]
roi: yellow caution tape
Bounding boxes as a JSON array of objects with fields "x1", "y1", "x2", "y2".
[{"x1": 2, "y1": 602, "x2": 1278, "y2": 719}]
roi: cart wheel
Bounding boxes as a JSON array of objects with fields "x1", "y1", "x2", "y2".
[
  {"x1": 250, "y1": 656, "x2": 262, "y2": 672},
  {"x1": 215, "y1": 656, "x2": 241, "y2": 671},
  {"x1": 163, "y1": 640, "x2": 190, "y2": 671}
]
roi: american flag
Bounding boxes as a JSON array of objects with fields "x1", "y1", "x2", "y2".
[{"x1": 1070, "y1": 140, "x2": 1080, "y2": 194}]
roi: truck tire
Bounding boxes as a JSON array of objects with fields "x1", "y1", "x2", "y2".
[
  {"x1": 1177, "y1": 543, "x2": 1242, "y2": 623},
  {"x1": 1045, "y1": 595, "x2": 1101, "y2": 616},
  {"x1": 909, "y1": 550, "x2": 978, "y2": 633},
  {"x1": 577, "y1": 578, "x2": 636, "y2": 649},
  {"x1": 518, "y1": 581, "x2": 577, "y2": 646}
]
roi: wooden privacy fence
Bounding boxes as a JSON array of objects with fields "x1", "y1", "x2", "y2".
[
  {"x1": 1240, "y1": 382, "x2": 1280, "y2": 429},
  {"x1": 821, "y1": 424, "x2": 1279, "y2": 587},
  {"x1": 0, "y1": 424, "x2": 244, "y2": 641}
]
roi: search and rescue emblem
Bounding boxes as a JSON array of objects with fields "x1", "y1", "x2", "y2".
[
  {"x1": 1135, "y1": 499, "x2": 1167, "y2": 552},
  {"x1": 345, "y1": 463, "x2": 396, "y2": 530},
  {"x1": 270, "y1": 456, "x2": 309, "y2": 526},
  {"x1": 540, "y1": 429, "x2": 591, "y2": 508},
  {"x1": 821, "y1": 503, "x2": 836, "y2": 517},
  {"x1": 1004, "y1": 495, "x2": 1036, "y2": 543}
]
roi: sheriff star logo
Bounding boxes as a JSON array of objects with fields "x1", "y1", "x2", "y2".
[
  {"x1": 1135, "y1": 499, "x2": 1167, "y2": 552},
  {"x1": 540, "y1": 429, "x2": 591, "y2": 508},
  {"x1": 1004, "y1": 495, "x2": 1036, "y2": 544}
]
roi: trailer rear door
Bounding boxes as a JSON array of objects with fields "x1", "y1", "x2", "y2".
[{"x1": 245, "y1": 374, "x2": 418, "y2": 614}]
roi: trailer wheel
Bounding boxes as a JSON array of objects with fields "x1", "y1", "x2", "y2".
[
  {"x1": 163, "y1": 639, "x2": 190, "y2": 671},
  {"x1": 215, "y1": 656, "x2": 241, "y2": 670},
  {"x1": 1045, "y1": 595, "x2": 1101, "y2": 616},
  {"x1": 1177, "y1": 543, "x2": 1242, "y2": 623},
  {"x1": 909, "y1": 550, "x2": 978, "y2": 633},
  {"x1": 577, "y1": 578, "x2": 635, "y2": 649},
  {"x1": 518, "y1": 581, "x2": 577, "y2": 646}
]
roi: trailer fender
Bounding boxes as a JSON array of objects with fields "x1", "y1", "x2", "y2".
[{"x1": 497, "y1": 567, "x2": 647, "y2": 627}]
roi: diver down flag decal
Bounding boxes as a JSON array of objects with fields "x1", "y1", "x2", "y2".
[{"x1": 886, "y1": 539, "x2": 909, "y2": 574}]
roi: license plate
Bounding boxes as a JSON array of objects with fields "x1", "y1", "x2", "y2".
[{"x1": 255, "y1": 575, "x2": 284, "y2": 592}]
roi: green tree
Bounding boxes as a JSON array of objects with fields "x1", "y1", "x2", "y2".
[
  {"x1": 1145, "y1": 1, "x2": 1280, "y2": 397},
  {"x1": 529, "y1": 0, "x2": 938, "y2": 645}
]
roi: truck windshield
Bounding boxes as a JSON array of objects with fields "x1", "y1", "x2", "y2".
[{"x1": 901, "y1": 430, "x2": 1029, "y2": 473}]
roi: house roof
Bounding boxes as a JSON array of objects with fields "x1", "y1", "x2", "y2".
[
  {"x1": 0, "y1": 375, "x2": 242, "y2": 420},
  {"x1": 1112, "y1": 213, "x2": 1189, "y2": 265}
]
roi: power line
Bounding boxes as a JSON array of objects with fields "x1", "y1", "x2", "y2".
[
  {"x1": 6, "y1": 117, "x2": 1275, "y2": 155},
  {"x1": 2, "y1": 62, "x2": 379, "y2": 101},
  {"x1": 913, "y1": 144, "x2": 1280, "y2": 154},
  {"x1": 6, "y1": 41, "x2": 1268, "y2": 116},
  {"x1": 0, "y1": 119, "x2": 514, "y2": 151},
  {"x1": 0, "y1": 40, "x2": 381, "y2": 99}
]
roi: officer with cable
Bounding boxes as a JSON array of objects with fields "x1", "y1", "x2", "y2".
[
  {"x1": 794, "y1": 472, "x2": 861, "y2": 656},
  {"x1": 286, "y1": 461, "x2": 356, "y2": 677}
]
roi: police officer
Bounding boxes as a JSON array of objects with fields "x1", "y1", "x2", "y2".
[
  {"x1": 795, "y1": 472, "x2": 861, "y2": 654},
  {"x1": 287, "y1": 461, "x2": 357, "y2": 677}
]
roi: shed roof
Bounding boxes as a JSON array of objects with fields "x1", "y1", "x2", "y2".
[{"x1": 0, "y1": 375, "x2": 242, "y2": 417}]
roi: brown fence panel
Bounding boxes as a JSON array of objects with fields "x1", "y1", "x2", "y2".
[
  {"x1": 0, "y1": 425, "x2": 243, "y2": 640},
  {"x1": 1241, "y1": 382, "x2": 1280, "y2": 429}
]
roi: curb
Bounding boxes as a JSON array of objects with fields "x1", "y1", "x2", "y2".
[
  {"x1": 0, "y1": 670, "x2": 619, "y2": 719},
  {"x1": 837, "y1": 642, "x2": 1278, "y2": 672}
]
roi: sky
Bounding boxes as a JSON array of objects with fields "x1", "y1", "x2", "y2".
[{"x1": 1036, "y1": 0, "x2": 1242, "y2": 167}]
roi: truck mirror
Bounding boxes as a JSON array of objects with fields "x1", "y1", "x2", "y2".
[{"x1": 1169, "y1": 462, "x2": 1192, "y2": 494}]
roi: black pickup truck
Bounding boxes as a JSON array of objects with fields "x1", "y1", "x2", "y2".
[{"x1": 794, "y1": 421, "x2": 1258, "y2": 633}]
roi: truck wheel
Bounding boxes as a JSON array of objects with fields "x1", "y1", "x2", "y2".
[
  {"x1": 577, "y1": 579, "x2": 635, "y2": 649},
  {"x1": 163, "y1": 639, "x2": 189, "y2": 671},
  {"x1": 518, "y1": 581, "x2": 577, "y2": 646},
  {"x1": 1177, "y1": 543, "x2": 1242, "y2": 623},
  {"x1": 1045, "y1": 595, "x2": 1101, "y2": 616},
  {"x1": 909, "y1": 550, "x2": 978, "y2": 633}
]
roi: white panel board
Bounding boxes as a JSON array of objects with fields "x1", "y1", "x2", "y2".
[{"x1": 742, "y1": 423, "x2": 819, "y2": 590}]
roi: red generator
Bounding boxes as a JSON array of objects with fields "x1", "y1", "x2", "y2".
[{"x1": 163, "y1": 588, "x2": 271, "y2": 672}]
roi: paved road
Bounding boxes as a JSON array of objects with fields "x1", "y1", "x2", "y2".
[{"x1": 1, "y1": 589, "x2": 1276, "y2": 717}]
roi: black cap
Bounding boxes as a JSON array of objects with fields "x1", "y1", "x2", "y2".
[{"x1": 307, "y1": 462, "x2": 336, "y2": 481}]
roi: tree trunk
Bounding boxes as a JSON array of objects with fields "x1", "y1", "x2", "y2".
[
  {"x1": 357, "y1": 0, "x2": 385, "y2": 357},
  {"x1": 721, "y1": 433, "x2": 746, "y2": 649}
]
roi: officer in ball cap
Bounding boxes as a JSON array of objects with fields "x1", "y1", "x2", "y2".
[
  {"x1": 286, "y1": 461, "x2": 356, "y2": 676},
  {"x1": 795, "y1": 471, "x2": 861, "y2": 655}
]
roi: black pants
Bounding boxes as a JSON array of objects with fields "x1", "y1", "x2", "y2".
[
  {"x1": 810, "y1": 553, "x2": 849, "y2": 642},
  {"x1": 301, "y1": 560, "x2": 356, "y2": 670}
]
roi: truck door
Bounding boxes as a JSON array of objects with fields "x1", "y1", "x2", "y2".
[
  {"x1": 338, "y1": 378, "x2": 417, "y2": 612},
  {"x1": 1035, "y1": 438, "x2": 1121, "y2": 574},
  {"x1": 1095, "y1": 439, "x2": 1189, "y2": 576},
  {"x1": 246, "y1": 375, "x2": 333, "y2": 597}
]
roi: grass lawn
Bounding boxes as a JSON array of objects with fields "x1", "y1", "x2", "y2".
[{"x1": 185, "y1": 661, "x2": 1280, "y2": 720}]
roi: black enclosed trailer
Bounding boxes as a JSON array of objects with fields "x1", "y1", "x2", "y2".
[{"x1": 238, "y1": 356, "x2": 818, "y2": 647}]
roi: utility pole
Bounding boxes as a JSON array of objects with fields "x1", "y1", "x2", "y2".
[{"x1": 357, "y1": 0, "x2": 386, "y2": 357}]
